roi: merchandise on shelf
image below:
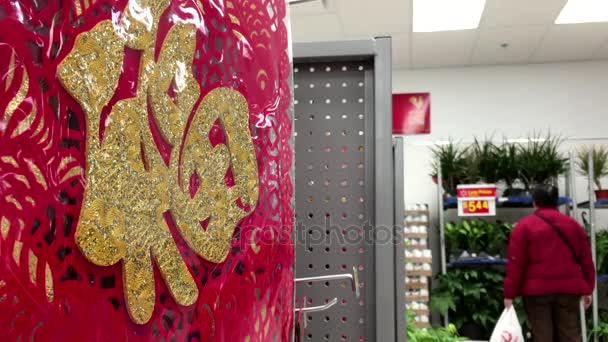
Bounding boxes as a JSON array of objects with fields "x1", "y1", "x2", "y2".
[{"x1": 404, "y1": 203, "x2": 432, "y2": 327}]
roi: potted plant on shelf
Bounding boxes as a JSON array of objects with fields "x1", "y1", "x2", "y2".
[
  {"x1": 577, "y1": 146, "x2": 608, "y2": 201},
  {"x1": 498, "y1": 143, "x2": 524, "y2": 196},
  {"x1": 517, "y1": 133, "x2": 567, "y2": 191},
  {"x1": 468, "y1": 138, "x2": 501, "y2": 184},
  {"x1": 431, "y1": 142, "x2": 469, "y2": 197}
]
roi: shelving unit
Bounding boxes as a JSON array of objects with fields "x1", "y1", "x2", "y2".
[
  {"x1": 578, "y1": 154, "x2": 604, "y2": 342},
  {"x1": 435, "y1": 152, "x2": 599, "y2": 342},
  {"x1": 404, "y1": 204, "x2": 432, "y2": 327}
]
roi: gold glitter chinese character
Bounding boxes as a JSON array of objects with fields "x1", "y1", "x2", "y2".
[{"x1": 57, "y1": 0, "x2": 258, "y2": 324}]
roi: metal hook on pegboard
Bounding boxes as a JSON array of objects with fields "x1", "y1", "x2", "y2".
[{"x1": 293, "y1": 268, "x2": 361, "y2": 333}]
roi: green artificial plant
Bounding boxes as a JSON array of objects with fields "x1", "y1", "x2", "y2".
[
  {"x1": 430, "y1": 269, "x2": 530, "y2": 340},
  {"x1": 430, "y1": 268, "x2": 504, "y2": 337},
  {"x1": 517, "y1": 133, "x2": 567, "y2": 189},
  {"x1": 444, "y1": 220, "x2": 513, "y2": 257},
  {"x1": 577, "y1": 146, "x2": 608, "y2": 190},
  {"x1": 596, "y1": 230, "x2": 608, "y2": 275},
  {"x1": 406, "y1": 311, "x2": 465, "y2": 342},
  {"x1": 431, "y1": 142, "x2": 469, "y2": 193},
  {"x1": 497, "y1": 143, "x2": 521, "y2": 190},
  {"x1": 466, "y1": 138, "x2": 502, "y2": 184}
]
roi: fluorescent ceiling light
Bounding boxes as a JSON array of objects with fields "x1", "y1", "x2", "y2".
[
  {"x1": 413, "y1": 0, "x2": 486, "y2": 32},
  {"x1": 555, "y1": 0, "x2": 608, "y2": 24}
]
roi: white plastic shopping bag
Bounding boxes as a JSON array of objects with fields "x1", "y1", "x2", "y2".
[{"x1": 490, "y1": 307, "x2": 525, "y2": 342}]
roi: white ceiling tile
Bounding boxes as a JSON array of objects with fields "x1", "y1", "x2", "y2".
[
  {"x1": 412, "y1": 30, "x2": 478, "y2": 68},
  {"x1": 336, "y1": 0, "x2": 411, "y2": 36},
  {"x1": 531, "y1": 23, "x2": 608, "y2": 62},
  {"x1": 391, "y1": 33, "x2": 411, "y2": 69},
  {"x1": 481, "y1": 0, "x2": 567, "y2": 28},
  {"x1": 291, "y1": 14, "x2": 344, "y2": 42},
  {"x1": 472, "y1": 26, "x2": 546, "y2": 64}
]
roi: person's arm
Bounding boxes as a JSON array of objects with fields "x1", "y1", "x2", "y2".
[
  {"x1": 577, "y1": 223, "x2": 596, "y2": 294},
  {"x1": 504, "y1": 221, "x2": 528, "y2": 300}
]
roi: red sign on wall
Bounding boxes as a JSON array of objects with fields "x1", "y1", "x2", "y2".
[{"x1": 392, "y1": 93, "x2": 431, "y2": 135}]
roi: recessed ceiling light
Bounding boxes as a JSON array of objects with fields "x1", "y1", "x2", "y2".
[
  {"x1": 555, "y1": 0, "x2": 608, "y2": 24},
  {"x1": 413, "y1": 0, "x2": 486, "y2": 32}
]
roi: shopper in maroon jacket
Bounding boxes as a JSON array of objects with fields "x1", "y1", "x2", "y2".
[{"x1": 503, "y1": 185, "x2": 595, "y2": 342}]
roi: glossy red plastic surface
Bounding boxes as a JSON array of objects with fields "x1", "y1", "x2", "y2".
[{"x1": 0, "y1": 0, "x2": 293, "y2": 340}]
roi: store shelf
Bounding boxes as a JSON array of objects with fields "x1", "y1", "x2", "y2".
[
  {"x1": 404, "y1": 221, "x2": 430, "y2": 226},
  {"x1": 404, "y1": 232, "x2": 429, "y2": 239},
  {"x1": 448, "y1": 257, "x2": 507, "y2": 267},
  {"x1": 406, "y1": 294, "x2": 429, "y2": 302},
  {"x1": 407, "y1": 257, "x2": 433, "y2": 264},
  {"x1": 407, "y1": 308, "x2": 430, "y2": 316},
  {"x1": 406, "y1": 282, "x2": 429, "y2": 290},
  {"x1": 404, "y1": 210, "x2": 429, "y2": 216},
  {"x1": 577, "y1": 199, "x2": 608, "y2": 209},
  {"x1": 406, "y1": 244, "x2": 428, "y2": 250},
  {"x1": 443, "y1": 196, "x2": 572, "y2": 210},
  {"x1": 406, "y1": 269, "x2": 433, "y2": 277}
]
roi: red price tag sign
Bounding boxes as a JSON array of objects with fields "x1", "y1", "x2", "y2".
[
  {"x1": 457, "y1": 184, "x2": 496, "y2": 217},
  {"x1": 462, "y1": 200, "x2": 490, "y2": 214}
]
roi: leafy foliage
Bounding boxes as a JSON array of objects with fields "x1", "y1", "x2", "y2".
[
  {"x1": 430, "y1": 269, "x2": 531, "y2": 339},
  {"x1": 596, "y1": 230, "x2": 608, "y2": 275},
  {"x1": 517, "y1": 133, "x2": 567, "y2": 189},
  {"x1": 591, "y1": 322, "x2": 608, "y2": 341},
  {"x1": 445, "y1": 220, "x2": 513, "y2": 257},
  {"x1": 497, "y1": 143, "x2": 520, "y2": 188},
  {"x1": 430, "y1": 269, "x2": 504, "y2": 336},
  {"x1": 431, "y1": 142, "x2": 469, "y2": 192},
  {"x1": 432, "y1": 133, "x2": 567, "y2": 193},
  {"x1": 467, "y1": 138, "x2": 502, "y2": 184},
  {"x1": 406, "y1": 310, "x2": 465, "y2": 342},
  {"x1": 588, "y1": 311, "x2": 608, "y2": 341},
  {"x1": 577, "y1": 146, "x2": 608, "y2": 190}
]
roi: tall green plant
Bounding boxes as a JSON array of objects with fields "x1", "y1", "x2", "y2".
[
  {"x1": 577, "y1": 146, "x2": 608, "y2": 190},
  {"x1": 431, "y1": 142, "x2": 469, "y2": 192},
  {"x1": 517, "y1": 133, "x2": 567, "y2": 189},
  {"x1": 467, "y1": 138, "x2": 502, "y2": 184},
  {"x1": 497, "y1": 143, "x2": 520, "y2": 188}
]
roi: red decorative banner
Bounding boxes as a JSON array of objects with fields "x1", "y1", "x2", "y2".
[
  {"x1": 392, "y1": 93, "x2": 431, "y2": 135},
  {"x1": 0, "y1": 0, "x2": 294, "y2": 340}
]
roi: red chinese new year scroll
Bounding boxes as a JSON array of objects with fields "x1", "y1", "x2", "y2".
[{"x1": 0, "y1": 0, "x2": 294, "y2": 340}]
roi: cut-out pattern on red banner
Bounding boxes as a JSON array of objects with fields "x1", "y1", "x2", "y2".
[{"x1": 0, "y1": 0, "x2": 293, "y2": 340}]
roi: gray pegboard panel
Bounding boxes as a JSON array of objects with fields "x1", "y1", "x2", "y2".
[{"x1": 294, "y1": 61, "x2": 374, "y2": 342}]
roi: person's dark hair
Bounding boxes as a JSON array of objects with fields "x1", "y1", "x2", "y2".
[{"x1": 532, "y1": 184, "x2": 559, "y2": 208}]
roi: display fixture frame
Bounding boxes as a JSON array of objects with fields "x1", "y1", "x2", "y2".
[{"x1": 293, "y1": 38, "x2": 405, "y2": 342}]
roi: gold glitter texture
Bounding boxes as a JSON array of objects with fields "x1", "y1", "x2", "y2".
[
  {"x1": 1, "y1": 156, "x2": 18, "y2": 167},
  {"x1": 11, "y1": 103, "x2": 36, "y2": 138},
  {"x1": 45, "y1": 263, "x2": 53, "y2": 302},
  {"x1": 28, "y1": 251, "x2": 37, "y2": 284},
  {"x1": 13, "y1": 241, "x2": 22, "y2": 265},
  {"x1": 1, "y1": 217, "x2": 8, "y2": 238},
  {"x1": 5, "y1": 51, "x2": 15, "y2": 91},
  {"x1": 3, "y1": 66, "x2": 28, "y2": 125},
  {"x1": 25, "y1": 159, "x2": 47, "y2": 190},
  {"x1": 58, "y1": 0, "x2": 258, "y2": 325}
]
